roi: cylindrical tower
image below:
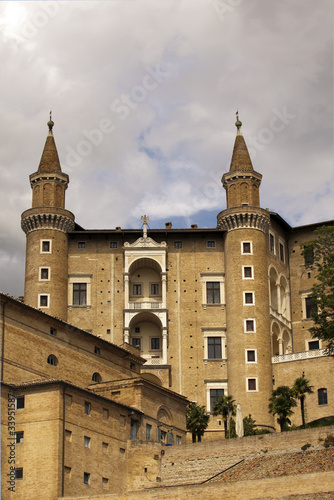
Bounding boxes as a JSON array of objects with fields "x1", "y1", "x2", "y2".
[
  {"x1": 217, "y1": 116, "x2": 274, "y2": 427},
  {"x1": 21, "y1": 117, "x2": 74, "y2": 320}
]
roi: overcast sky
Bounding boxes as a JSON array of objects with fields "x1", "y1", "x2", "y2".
[{"x1": 0, "y1": 0, "x2": 333, "y2": 297}]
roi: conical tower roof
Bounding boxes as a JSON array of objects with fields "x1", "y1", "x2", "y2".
[
  {"x1": 229, "y1": 115, "x2": 254, "y2": 172},
  {"x1": 38, "y1": 116, "x2": 62, "y2": 173}
]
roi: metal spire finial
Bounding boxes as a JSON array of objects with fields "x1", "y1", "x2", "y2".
[{"x1": 47, "y1": 110, "x2": 54, "y2": 133}]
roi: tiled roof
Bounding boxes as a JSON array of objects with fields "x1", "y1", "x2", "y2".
[
  {"x1": 38, "y1": 132, "x2": 62, "y2": 173},
  {"x1": 229, "y1": 132, "x2": 254, "y2": 172}
]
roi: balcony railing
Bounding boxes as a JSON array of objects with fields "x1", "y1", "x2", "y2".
[
  {"x1": 142, "y1": 356, "x2": 164, "y2": 365},
  {"x1": 128, "y1": 302, "x2": 162, "y2": 310},
  {"x1": 272, "y1": 349, "x2": 327, "y2": 364}
]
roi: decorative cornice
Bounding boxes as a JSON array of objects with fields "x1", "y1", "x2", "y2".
[
  {"x1": 217, "y1": 206, "x2": 270, "y2": 233},
  {"x1": 21, "y1": 210, "x2": 75, "y2": 235}
]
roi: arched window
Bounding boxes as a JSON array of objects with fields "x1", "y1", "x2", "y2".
[
  {"x1": 318, "y1": 388, "x2": 328, "y2": 405},
  {"x1": 92, "y1": 372, "x2": 101, "y2": 383},
  {"x1": 47, "y1": 355, "x2": 57, "y2": 366}
]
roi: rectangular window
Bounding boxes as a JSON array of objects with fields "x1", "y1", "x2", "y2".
[
  {"x1": 150, "y1": 283, "x2": 160, "y2": 295},
  {"x1": 110, "y1": 242, "x2": 117, "y2": 248},
  {"x1": 247, "y1": 378, "x2": 257, "y2": 391},
  {"x1": 207, "y1": 241, "x2": 215, "y2": 248},
  {"x1": 84, "y1": 401, "x2": 91, "y2": 415},
  {"x1": 83, "y1": 472, "x2": 90, "y2": 485},
  {"x1": 65, "y1": 430, "x2": 72, "y2": 441},
  {"x1": 16, "y1": 396, "x2": 25, "y2": 409},
  {"x1": 308, "y1": 340, "x2": 320, "y2": 351},
  {"x1": 242, "y1": 241, "x2": 252, "y2": 254},
  {"x1": 94, "y1": 346, "x2": 100, "y2": 355},
  {"x1": 151, "y1": 338, "x2": 160, "y2": 350},
  {"x1": 15, "y1": 431, "x2": 24, "y2": 444},
  {"x1": 174, "y1": 241, "x2": 182, "y2": 249},
  {"x1": 102, "y1": 477, "x2": 109, "y2": 488},
  {"x1": 305, "y1": 297, "x2": 315, "y2": 319},
  {"x1": 243, "y1": 266, "x2": 253, "y2": 278},
  {"x1": 304, "y1": 246, "x2": 314, "y2": 265},
  {"x1": 15, "y1": 468, "x2": 23, "y2": 480},
  {"x1": 245, "y1": 319, "x2": 255, "y2": 332},
  {"x1": 73, "y1": 283, "x2": 87, "y2": 305},
  {"x1": 146, "y1": 424, "x2": 152, "y2": 440},
  {"x1": 50, "y1": 327, "x2": 56, "y2": 336},
  {"x1": 39, "y1": 294, "x2": 49, "y2": 307},
  {"x1": 206, "y1": 282, "x2": 220, "y2": 304},
  {"x1": 168, "y1": 432, "x2": 174, "y2": 445},
  {"x1": 176, "y1": 435, "x2": 181, "y2": 445},
  {"x1": 41, "y1": 240, "x2": 51, "y2": 253},
  {"x1": 133, "y1": 284, "x2": 142, "y2": 296},
  {"x1": 210, "y1": 388, "x2": 224, "y2": 412},
  {"x1": 318, "y1": 388, "x2": 328, "y2": 405},
  {"x1": 132, "y1": 338, "x2": 141, "y2": 349},
  {"x1": 244, "y1": 292, "x2": 254, "y2": 304},
  {"x1": 246, "y1": 350, "x2": 256, "y2": 363},
  {"x1": 279, "y1": 242, "x2": 285, "y2": 263},
  {"x1": 207, "y1": 337, "x2": 222, "y2": 359},
  {"x1": 65, "y1": 394, "x2": 72, "y2": 407},
  {"x1": 103, "y1": 409, "x2": 109, "y2": 421},
  {"x1": 269, "y1": 233, "x2": 275, "y2": 254},
  {"x1": 64, "y1": 466, "x2": 71, "y2": 475},
  {"x1": 84, "y1": 436, "x2": 91, "y2": 448},
  {"x1": 78, "y1": 242, "x2": 86, "y2": 249},
  {"x1": 40, "y1": 268, "x2": 49, "y2": 280},
  {"x1": 102, "y1": 442, "x2": 109, "y2": 453}
]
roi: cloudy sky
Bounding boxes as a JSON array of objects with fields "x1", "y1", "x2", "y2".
[{"x1": 0, "y1": 0, "x2": 333, "y2": 297}]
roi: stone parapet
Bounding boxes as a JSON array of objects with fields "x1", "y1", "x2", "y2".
[
  {"x1": 21, "y1": 207, "x2": 75, "y2": 234},
  {"x1": 217, "y1": 206, "x2": 270, "y2": 233}
]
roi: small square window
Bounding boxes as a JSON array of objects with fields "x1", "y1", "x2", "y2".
[
  {"x1": 308, "y1": 340, "x2": 320, "y2": 351},
  {"x1": 84, "y1": 402, "x2": 91, "y2": 415},
  {"x1": 39, "y1": 295, "x2": 49, "y2": 307},
  {"x1": 133, "y1": 284, "x2": 141, "y2": 296},
  {"x1": 41, "y1": 240, "x2": 51, "y2": 253},
  {"x1": 151, "y1": 338, "x2": 160, "y2": 350},
  {"x1": 246, "y1": 350, "x2": 256, "y2": 362},
  {"x1": 102, "y1": 442, "x2": 109, "y2": 452},
  {"x1": 106, "y1": 329, "x2": 111, "y2": 334},
  {"x1": 40, "y1": 268, "x2": 49, "y2": 280},
  {"x1": 65, "y1": 430, "x2": 72, "y2": 441},
  {"x1": 244, "y1": 292, "x2": 254, "y2": 304},
  {"x1": 78, "y1": 242, "x2": 86, "y2": 249},
  {"x1": 64, "y1": 466, "x2": 71, "y2": 475},
  {"x1": 83, "y1": 472, "x2": 90, "y2": 485},
  {"x1": 245, "y1": 319, "x2": 255, "y2": 332},
  {"x1": 174, "y1": 241, "x2": 182, "y2": 249},
  {"x1": 84, "y1": 436, "x2": 91, "y2": 448},
  {"x1": 135, "y1": 327, "x2": 140, "y2": 333},
  {"x1": 207, "y1": 241, "x2": 215, "y2": 248},
  {"x1": 102, "y1": 477, "x2": 109, "y2": 488},
  {"x1": 247, "y1": 378, "x2": 257, "y2": 391},
  {"x1": 110, "y1": 242, "x2": 117, "y2": 248},
  {"x1": 16, "y1": 396, "x2": 25, "y2": 410},
  {"x1": 15, "y1": 468, "x2": 23, "y2": 480},
  {"x1": 242, "y1": 242, "x2": 252, "y2": 254},
  {"x1": 243, "y1": 266, "x2": 253, "y2": 278},
  {"x1": 15, "y1": 431, "x2": 24, "y2": 444}
]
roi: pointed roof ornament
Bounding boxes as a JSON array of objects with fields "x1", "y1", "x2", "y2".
[
  {"x1": 229, "y1": 112, "x2": 254, "y2": 172},
  {"x1": 37, "y1": 113, "x2": 62, "y2": 173},
  {"x1": 235, "y1": 110, "x2": 242, "y2": 135}
]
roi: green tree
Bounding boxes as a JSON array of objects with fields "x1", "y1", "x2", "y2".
[
  {"x1": 302, "y1": 225, "x2": 334, "y2": 355},
  {"x1": 268, "y1": 386, "x2": 297, "y2": 432},
  {"x1": 292, "y1": 377, "x2": 314, "y2": 427},
  {"x1": 186, "y1": 403, "x2": 210, "y2": 443},
  {"x1": 243, "y1": 414, "x2": 257, "y2": 436},
  {"x1": 213, "y1": 395, "x2": 236, "y2": 437}
]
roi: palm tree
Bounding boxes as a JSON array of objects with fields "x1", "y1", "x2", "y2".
[
  {"x1": 292, "y1": 377, "x2": 314, "y2": 427},
  {"x1": 186, "y1": 403, "x2": 210, "y2": 443},
  {"x1": 213, "y1": 395, "x2": 236, "y2": 437},
  {"x1": 268, "y1": 386, "x2": 296, "y2": 432}
]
